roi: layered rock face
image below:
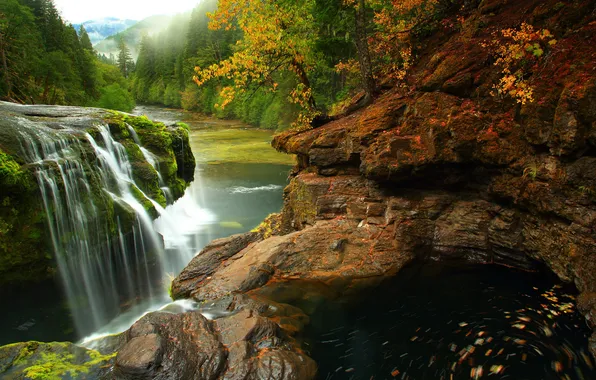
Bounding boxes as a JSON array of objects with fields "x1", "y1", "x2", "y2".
[{"x1": 173, "y1": 0, "x2": 596, "y2": 362}]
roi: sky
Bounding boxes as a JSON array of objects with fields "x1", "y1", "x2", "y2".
[{"x1": 53, "y1": 0, "x2": 201, "y2": 23}]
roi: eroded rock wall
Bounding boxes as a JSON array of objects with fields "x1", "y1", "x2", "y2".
[{"x1": 174, "y1": 0, "x2": 596, "y2": 359}]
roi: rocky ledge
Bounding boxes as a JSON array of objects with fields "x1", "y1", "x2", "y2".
[
  {"x1": 170, "y1": 0, "x2": 596, "y2": 369},
  {"x1": 0, "y1": 102, "x2": 195, "y2": 285}
]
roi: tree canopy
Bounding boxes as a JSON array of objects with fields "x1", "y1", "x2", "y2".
[{"x1": 0, "y1": 0, "x2": 134, "y2": 111}]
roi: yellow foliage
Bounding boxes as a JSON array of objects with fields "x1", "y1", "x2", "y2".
[
  {"x1": 483, "y1": 23, "x2": 557, "y2": 104},
  {"x1": 193, "y1": 0, "x2": 318, "y2": 130}
]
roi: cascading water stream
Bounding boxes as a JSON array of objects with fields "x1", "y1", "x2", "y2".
[
  {"x1": 14, "y1": 118, "x2": 211, "y2": 339},
  {"x1": 128, "y1": 125, "x2": 173, "y2": 203}
]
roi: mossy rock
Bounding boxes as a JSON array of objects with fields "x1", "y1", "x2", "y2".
[
  {"x1": 0, "y1": 341, "x2": 115, "y2": 379},
  {"x1": 107, "y1": 112, "x2": 195, "y2": 201},
  {"x1": 0, "y1": 104, "x2": 195, "y2": 286},
  {"x1": 129, "y1": 184, "x2": 158, "y2": 219},
  {"x1": 0, "y1": 149, "x2": 53, "y2": 284}
]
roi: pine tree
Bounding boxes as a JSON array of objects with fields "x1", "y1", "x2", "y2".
[
  {"x1": 78, "y1": 25, "x2": 93, "y2": 52},
  {"x1": 117, "y1": 37, "x2": 133, "y2": 78},
  {"x1": 0, "y1": 0, "x2": 41, "y2": 101}
]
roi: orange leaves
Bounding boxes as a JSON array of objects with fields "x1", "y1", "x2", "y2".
[
  {"x1": 483, "y1": 23, "x2": 557, "y2": 104},
  {"x1": 359, "y1": 0, "x2": 438, "y2": 84},
  {"x1": 193, "y1": 0, "x2": 319, "y2": 129}
]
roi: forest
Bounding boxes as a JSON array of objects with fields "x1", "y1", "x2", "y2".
[
  {"x1": 1, "y1": 0, "x2": 486, "y2": 130},
  {"x1": 0, "y1": 0, "x2": 134, "y2": 111}
]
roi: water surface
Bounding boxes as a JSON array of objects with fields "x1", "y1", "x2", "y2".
[{"x1": 306, "y1": 262, "x2": 595, "y2": 380}]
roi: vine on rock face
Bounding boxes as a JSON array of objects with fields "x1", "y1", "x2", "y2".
[{"x1": 483, "y1": 23, "x2": 557, "y2": 104}]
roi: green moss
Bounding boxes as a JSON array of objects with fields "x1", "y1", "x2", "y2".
[
  {"x1": 129, "y1": 184, "x2": 158, "y2": 218},
  {"x1": 2, "y1": 341, "x2": 115, "y2": 380},
  {"x1": 167, "y1": 178, "x2": 187, "y2": 200},
  {"x1": 0, "y1": 150, "x2": 33, "y2": 190},
  {"x1": 176, "y1": 122, "x2": 190, "y2": 131},
  {"x1": 123, "y1": 115, "x2": 166, "y2": 131},
  {"x1": 251, "y1": 213, "x2": 282, "y2": 239}
]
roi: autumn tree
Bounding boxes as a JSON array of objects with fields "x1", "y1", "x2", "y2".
[{"x1": 193, "y1": 0, "x2": 321, "y2": 127}]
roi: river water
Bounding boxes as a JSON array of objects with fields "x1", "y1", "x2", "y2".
[
  {"x1": 0, "y1": 105, "x2": 293, "y2": 346},
  {"x1": 0, "y1": 107, "x2": 594, "y2": 380},
  {"x1": 306, "y1": 262, "x2": 595, "y2": 380}
]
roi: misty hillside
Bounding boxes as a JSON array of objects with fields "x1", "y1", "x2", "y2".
[
  {"x1": 94, "y1": 14, "x2": 190, "y2": 59},
  {"x1": 73, "y1": 17, "x2": 137, "y2": 45}
]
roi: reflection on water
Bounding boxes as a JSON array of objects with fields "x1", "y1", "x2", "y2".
[{"x1": 306, "y1": 262, "x2": 595, "y2": 380}]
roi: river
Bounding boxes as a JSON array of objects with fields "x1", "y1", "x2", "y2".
[{"x1": 0, "y1": 105, "x2": 293, "y2": 346}]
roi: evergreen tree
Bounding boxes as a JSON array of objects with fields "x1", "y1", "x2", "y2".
[
  {"x1": 78, "y1": 25, "x2": 93, "y2": 52},
  {"x1": 0, "y1": 0, "x2": 41, "y2": 102},
  {"x1": 117, "y1": 37, "x2": 133, "y2": 78}
]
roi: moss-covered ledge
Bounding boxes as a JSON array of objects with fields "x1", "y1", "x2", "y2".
[
  {"x1": 0, "y1": 341, "x2": 115, "y2": 380},
  {"x1": 0, "y1": 102, "x2": 195, "y2": 286}
]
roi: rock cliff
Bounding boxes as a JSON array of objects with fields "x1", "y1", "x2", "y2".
[{"x1": 173, "y1": 0, "x2": 596, "y2": 364}]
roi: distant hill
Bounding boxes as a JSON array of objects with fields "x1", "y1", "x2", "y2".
[
  {"x1": 94, "y1": 15, "x2": 179, "y2": 60},
  {"x1": 73, "y1": 17, "x2": 138, "y2": 45}
]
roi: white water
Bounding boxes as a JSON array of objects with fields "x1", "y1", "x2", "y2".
[
  {"x1": 16, "y1": 119, "x2": 212, "y2": 338},
  {"x1": 229, "y1": 184, "x2": 283, "y2": 194}
]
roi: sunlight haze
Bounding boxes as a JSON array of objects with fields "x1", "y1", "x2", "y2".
[{"x1": 54, "y1": 0, "x2": 201, "y2": 23}]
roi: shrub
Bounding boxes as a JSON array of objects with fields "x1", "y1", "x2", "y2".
[{"x1": 96, "y1": 83, "x2": 135, "y2": 112}]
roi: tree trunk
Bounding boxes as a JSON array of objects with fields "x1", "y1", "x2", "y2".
[
  {"x1": 0, "y1": 33, "x2": 11, "y2": 98},
  {"x1": 291, "y1": 58, "x2": 317, "y2": 110},
  {"x1": 354, "y1": 0, "x2": 376, "y2": 101},
  {"x1": 42, "y1": 76, "x2": 50, "y2": 103}
]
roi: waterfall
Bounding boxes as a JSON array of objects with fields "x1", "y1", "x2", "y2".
[
  {"x1": 128, "y1": 125, "x2": 173, "y2": 203},
  {"x1": 15, "y1": 119, "x2": 199, "y2": 337}
]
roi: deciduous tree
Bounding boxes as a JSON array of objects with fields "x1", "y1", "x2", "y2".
[{"x1": 193, "y1": 0, "x2": 320, "y2": 128}]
